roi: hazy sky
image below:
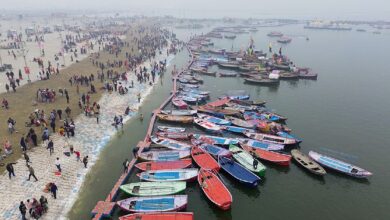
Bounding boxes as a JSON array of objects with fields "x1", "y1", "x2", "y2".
[{"x1": 1, "y1": 0, "x2": 389, "y2": 20}]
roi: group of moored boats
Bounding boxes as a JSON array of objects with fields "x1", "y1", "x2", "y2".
[{"x1": 115, "y1": 29, "x2": 371, "y2": 220}]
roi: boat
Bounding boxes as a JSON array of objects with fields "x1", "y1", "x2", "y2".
[
  {"x1": 222, "y1": 125, "x2": 255, "y2": 134},
  {"x1": 299, "y1": 71, "x2": 318, "y2": 80},
  {"x1": 119, "y1": 212, "x2": 194, "y2": 220},
  {"x1": 195, "y1": 105, "x2": 240, "y2": 117},
  {"x1": 225, "y1": 116, "x2": 255, "y2": 128},
  {"x1": 218, "y1": 156, "x2": 261, "y2": 187},
  {"x1": 172, "y1": 97, "x2": 188, "y2": 109},
  {"x1": 241, "y1": 144, "x2": 291, "y2": 166},
  {"x1": 120, "y1": 181, "x2": 186, "y2": 196},
  {"x1": 117, "y1": 195, "x2": 188, "y2": 213},
  {"x1": 193, "y1": 118, "x2": 222, "y2": 133},
  {"x1": 139, "y1": 150, "x2": 191, "y2": 161},
  {"x1": 191, "y1": 146, "x2": 220, "y2": 171},
  {"x1": 217, "y1": 62, "x2": 240, "y2": 70},
  {"x1": 229, "y1": 145, "x2": 266, "y2": 176},
  {"x1": 290, "y1": 150, "x2": 326, "y2": 176},
  {"x1": 244, "y1": 77, "x2": 280, "y2": 85},
  {"x1": 151, "y1": 136, "x2": 192, "y2": 150},
  {"x1": 197, "y1": 113, "x2": 231, "y2": 125},
  {"x1": 277, "y1": 37, "x2": 292, "y2": 43},
  {"x1": 206, "y1": 98, "x2": 230, "y2": 107},
  {"x1": 192, "y1": 134, "x2": 239, "y2": 145},
  {"x1": 243, "y1": 131, "x2": 297, "y2": 145},
  {"x1": 160, "y1": 110, "x2": 197, "y2": 116},
  {"x1": 178, "y1": 95, "x2": 200, "y2": 104},
  {"x1": 219, "y1": 72, "x2": 238, "y2": 77},
  {"x1": 277, "y1": 131, "x2": 302, "y2": 143},
  {"x1": 138, "y1": 168, "x2": 199, "y2": 182},
  {"x1": 157, "y1": 126, "x2": 186, "y2": 133},
  {"x1": 224, "y1": 35, "x2": 237, "y2": 39},
  {"x1": 308, "y1": 151, "x2": 372, "y2": 178},
  {"x1": 156, "y1": 132, "x2": 192, "y2": 140},
  {"x1": 198, "y1": 169, "x2": 232, "y2": 210},
  {"x1": 191, "y1": 67, "x2": 217, "y2": 76},
  {"x1": 200, "y1": 144, "x2": 232, "y2": 157},
  {"x1": 157, "y1": 114, "x2": 193, "y2": 124},
  {"x1": 239, "y1": 138, "x2": 284, "y2": 151},
  {"x1": 279, "y1": 72, "x2": 299, "y2": 79},
  {"x1": 135, "y1": 159, "x2": 193, "y2": 171},
  {"x1": 230, "y1": 99, "x2": 266, "y2": 106},
  {"x1": 267, "y1": 31, "x2": 283, "y2": 37}
]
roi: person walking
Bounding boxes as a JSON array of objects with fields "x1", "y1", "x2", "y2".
[
  {"x1": 47, "y1": 139, "x2": 54, "y2": 155},
  {"x1": 23, "y1": 152, "x2": 31, "y2": 165},
  {"x1": 74, "y1": 151, "x2": 81, "y2": 162},
  {"x1": 19, "y1": 201, "x2": 27, "y2": 220},
  {"x1": 82, "y1": 156, "x2": 88, "y2": 168},
  {"x1": 50, "y1": 183, "x2": 58, "y2": 199},
  {"x1": 50, "y1": 120, "x2": 56, "y2": 133},
  {"x1": 123, "y1": 159, "x2": 129, "y2": 173},
  {"x1": 27, "y1": 165, "x2": 38, "y2": 181},
  {"x1": 57, "y1": 109, "x2": 62, "y2": 120},
  {"x1": 20, "y1": 136, "x2": 27, "y2": 152},
  {"x1": 55, "y1": 157, "x2": 61, "y2": 173},
  {"x1": 6, "y1": 162, "x2": 16, "y2": 179}
]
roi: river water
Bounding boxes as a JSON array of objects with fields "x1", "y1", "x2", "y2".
[{"x1": 68, "y1": 24, "x2": 390, "y2": 220}]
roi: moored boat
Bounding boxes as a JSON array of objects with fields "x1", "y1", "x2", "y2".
[
  {"x1": 119, "y1": 181, "x2": 186, "y2": 196},
  {"x1": 138, "y1": 168, "x2": 199, "y2": 182},
  {"x1": 157, "y1": 126, "x2": 186, "y2": 133},
  {"x1": 239, "y1": 139, "x2": 285, "y2": 151},
  {"x1": 308, "y1": 151, "x2": 372, "y2": 178},
  {"x1": 151, "y1": 136, "x2": 192, "y2": 150},
  {"x1": 244, "y1": 77, "x2": 280, "y2": 85},
  {"x1": 225, "y1": 116, "x2": 255, "y2": 128},
  {"x1": 157, "y1": 114, "x2": 193, "y2": 124},
  {"x1": 243, "y1": 131, "x2": 297, "y2": 145},
  {"x1": 117, "y1": 195, "x2": 188, "y2": 213},
  {"x1": 218, "y1": 156, "x2": 261, "y2": 187},
  {"x1": 229, "y1": 145, "x2": 266, "y2": 176},
  {"x1": 193, "y1": 118, "x2": 222, "y2": 133},
  {"x1": 191, "y1": 146, "x2": 220, "y2": 171},
  {"x1": 156, "y1": 132, "x2": 192, "y2": 140},
  {"x1": 139, "y1": 150, "x2": 191, "y2": 161},
  {"x1": 198, "y1": 169, "x2": 232, "y2": 210},
  {"x1": 241, "y1": 144, "x2": 291, "y2": 166},
  {"x1": 135, "y1": 159, "x2": 193, "y2": 171},
  {"x1": 291, "y1": 150, "x2": 326, "y2": 176},
  {"x1": 192, "y1": 134, "x2": 239, "y2": 145},
  {"x1": 197, "y1": 113, "x2": 231, "y2": 125},
  {"x1": 222, "y1": 125, "x2": 255, "y2": 134},
  {"x1": 160, "y1": 109, "x2": 197, "y2": 116},
  {"x1": 172, "y1": 97, "x2": 188, "y2": 109},
  {"x1": 119, "y1": 212, "x2": 194, "y2": 220}
]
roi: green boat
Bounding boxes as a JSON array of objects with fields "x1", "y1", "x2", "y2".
[
  {"x1": 120, "y1": 181, "x2": 186, "y2": 196},
  {"x1": 229, "y1": 144, "x2": 266, "y2": 177}
]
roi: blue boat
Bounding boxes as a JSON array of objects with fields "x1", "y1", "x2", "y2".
[
  {"x1": 200, "y1": 144, "x2": 231, "y2": 157},
  {"x1": 139, "y1": 168, "x2": 198, "y2": 182},
  {"x1": 244, "y1": 111, "x2": 281, "y2": 122},
  {"x1": 239, "y1": 139, "x2": 285, "y2": 151},
  {"x1": 218, "y1": 156, "x2": 261, "y2": 187},
  {"x1": 197, "y1": 113, "x2": 231, "y2": 125},
  {"x1": 222, "y1": 125, "x2": 255, "y2": 134},
  {"x1": 117, "y1": 195, "x2": 188, "y2": 212},
  {"x1": 277, "y1": 131, "x2": 302, "y2": 143},
  {"x1": 192, "y1": 134, "x2": 239, "y2": 145}
]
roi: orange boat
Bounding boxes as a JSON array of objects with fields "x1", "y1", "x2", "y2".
[
  {"x1": 157, "y1": 114, "x2": 193, "y2": 123},
  {"x1": 135, "y1": 159, "x2": 193, "y2": 171},
  {"x1": 191, "y1": 146, "x2": 220, "y2": 171},
  {"x1": 198, "y1": 168, "x2": 232, "y2": 210},
  {"x1": 241, "y1": 144, "x2": 291, "y2": 166},
  {"x1": 119, "y1": 212, "x2": 194, "y2": 220},
  {"x1": 206, "y1": 98, "x2": 230, "y2": 107}
]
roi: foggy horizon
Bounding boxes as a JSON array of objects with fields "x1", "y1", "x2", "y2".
[{"x1": 1, "y1": 0, "x2": 390, "y2": 21}]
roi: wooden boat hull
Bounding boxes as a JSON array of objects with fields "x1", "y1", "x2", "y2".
[
  {"x1": 157, "y1": 114, "x2": 193, "y2": 124},
  {"x1": 119, "y1": 212, "x2": 194, "y2": 220},
  {"x1": 151, "y1": 136, "x2": 192, "y2": 151},
  {"x1": 139, "y1": 169, "x2": 199, "y2": 182},
  {"x1": 139, "y1": 150, "x2": 191, "y2": 161},
  {"x1": 291, "y1": 150, "x2": 326, "y2": 176},
  {"x1": 241, "y1": 144, "x2": 291, "y2": 166},
  {"x1": 157, "y1": 126, "x2": 186, "y2": 133},
  {"x1": 191, "y1": 146, "x2": 220, "y2": 171},
  {"x1": 218, "y1": 156, "x2": 261, "y2": 187},
  {"x1": 156, "y1": 132, "x2": 192, "y2": 140},
  {"x1": 135, "y1": 159, "x2": 193, "y2": 171},
  {"x1": 198, "y1": 169, "x2": 232, "y2": 210},
  {"x1": 117, "y1": 195, "x2": 188, "y2": 213},
  {"x1": 120, "y1": 181, "x2": 186, "y2": 196},
  {"x1": 229, "y1": 145, "x2": 266, "y2": 177}
]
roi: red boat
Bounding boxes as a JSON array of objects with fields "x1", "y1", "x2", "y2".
[
  {"x1": 172, "y1": 97, "x2": 188, "y2": 109},
  {"x1": 156, "y1": 131, "x2": 192, "y2": 140},
  {"x1": 198, "y1": 169, "x2": 232, "y2": 210},
  {"x1": 119, "y1": 212, "x2": 194, "y2": 220},
  {"x1": 135, "y1": 159, "x2": 193, "y2": 171},
  {"x1": 206, "y1": 98, "x2": 230, "y2": 107},
  {"x1": 191, "y1": 146, "x2": 220, "y2": 171},
  {"x1": 241, "y1": 144, "x2": 291, "y2": 166}
]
